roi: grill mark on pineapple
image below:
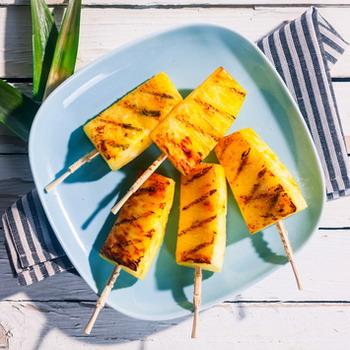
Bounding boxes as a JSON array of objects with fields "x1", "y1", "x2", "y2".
[
  {"x1": 179, "y1": 215, "x2": 217, "y2": 236},
  {"x1": 133, "y1": 186, "x2": 157, "y2": 197},
  {"x1": 175, "y1": 114, "x2": 220, "y2": 142},
  {"x1": 249, "y1": 183, "x2": 261, "y2": 197},
  {"x1": 182, "y1": 189, "x2": 217, "y2": 210},
  {"x1": 267, "y1": 184, "x2": 284, "y2": 210},
  {"x1": 193, "y1": 97, "x2": 235, "y2": 120},
  {"x1": 181, "y1": 238, "x2": 215, "y2": 262},
  {"x1": 235, "y1": 148, "x2": 251, "y2": 179},
  {"x1": 215, "y1": 136, "x2": 232, "y2": 160},
  {"x1": 105, "y1": 140, "x2": 129, "y2": 151},
  {"x1": 228, "y1": 86, "x2": 246, "y2": 97},
  {"x1": 246, "y1": 167, "x2": 267, "y2": 199},
  {"x1": 100, "y1": 238, "x2": 143, "y2": 271},
  {"x1": 141, "y1": 89, "x2": 175, "y2": 99},
  {"x1": 140, "y1": 109, "x2": 161, "y2": 117},
  {"x1": 257, "y1": 167, "x2": 267, "y2": 178},
  {"x1": 116, "y1": 210, "x2": 155, "y2": 226},
  {"x1": 183, "y1": 254, "x2": 211, "y2": 265},
  {"x1": 183, "y1": 166, "x2": 213, "y2": 185},
  {"x1": 242, "y1": 184, "x2": 288, "y2": 218},
  {"x1": 134, "y1": 179, "x2": 169, "y2": 198},
  {"x1": 145, "y1": 229, "x2": 156, "y2": 238},
  {"x1": 178, "y1": 136, "x2": 193, "y2": 159},
  {"x1": 154, "y1": 133, "x2": 201, "y2": 174},
  {"x1": 122, "y1": 101, "x2": 161, "y2": 118},
  {"x1": 98, "y1": 118, "x2": 143, "y2": 132}
]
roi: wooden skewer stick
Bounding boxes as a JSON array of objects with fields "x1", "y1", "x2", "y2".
[
  {"x1": 276, "y1": 221, "x2": 302, "y2": 291},
  {"x1": 191, "y1": 267, "x2": 202, "y2": 339},
  {"x1": 45, "y1": 149, "x2": 99, "y2": 193},
  {"x1": 111, "y1": 153, "x2": 168, "y2": 214},
  {"x1": 84, "y1": 265, "x2": 122, "y2": 335}
]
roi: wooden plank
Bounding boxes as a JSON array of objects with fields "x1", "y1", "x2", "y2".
[
  {"x1": 1, "y1": 299, "x2": 350, "y2": 349},
  {"x1": 0, "y1": 155, "x2": 33, "y2": 213},
  {"x1": 0, "y1": 6, "x2": 349, "y2": 78},
  {"x1": 0, "y1": 126, "x2": 27, "y2": 154},
  {"x1": 334, "y1": 82, "x2": 350, "y2": 153},
  {"x1": 1, "y1": 227, "x2": 350, "y2": 302},
  {"x1": 1, "y1": 0, "x2": 350, "y2": 5}
]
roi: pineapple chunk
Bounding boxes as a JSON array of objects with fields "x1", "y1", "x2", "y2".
[
  {"x1": 215, "y1": 128, "x2": 307, "y2": 234},
  {"x1": 84, "y1": 73, "x2": 182, "y2": 171},
  {"x1": 176, "y1": 164, "x2": 227, "y2": 272},
  {"x1": 100, "y1": 173, "x2": 175, "y2": 279},
  {"x1": 151, "y1": 67, "x2": 246, "y2": 176}
]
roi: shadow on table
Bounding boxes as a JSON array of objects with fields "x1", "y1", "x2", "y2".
[{"x1": 0, "y1": 231, "x2": 189, "y2": 348}]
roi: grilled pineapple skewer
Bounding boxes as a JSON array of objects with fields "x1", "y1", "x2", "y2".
[
  {"x1": 215, "y1": 128, "x2": 307, "y2": 290},
  {"x1": 84, "y1": 173, "x2": 175, "y2": 334},
  {"x1": 176, "y1": 164, "x2": 227, "y2": 338},
  {"x1": 45, "y1": 72, "x2": 182, "y2": 192},
  {"x1": 111, "y1": 66, "x2": 246, "y2": 215}
]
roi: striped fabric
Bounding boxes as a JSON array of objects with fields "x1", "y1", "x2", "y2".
[
  {"x1": 257, "y1": 7, "x2": 350, "y2": 199},
  {"x1": 1, "y1": 7, "x2": 349, "y2": 285},
  {"x1": 2, "y1": 190, "x2": 73, "y2": 285}
]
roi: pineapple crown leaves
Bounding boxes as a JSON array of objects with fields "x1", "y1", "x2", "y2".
[{"x1": 0, "y1": 0, "x2": 82, "y2": 141}]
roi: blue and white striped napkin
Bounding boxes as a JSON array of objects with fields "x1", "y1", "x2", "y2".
[
  {"x1": 2, "y1": 190, "x2": 73, "y2": 285},
  {"x1": 1, "y1": 7, "x2": 349, "y2": 285},
  {"x1": 258, "y1": 7, "x2": 350, "y2": 199}
]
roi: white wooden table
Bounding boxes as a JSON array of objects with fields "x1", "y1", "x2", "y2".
[{"x1": 1, "y1": 1, "x2": 350, "y2": 349}]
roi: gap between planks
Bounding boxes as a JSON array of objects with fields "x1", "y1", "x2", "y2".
[{"x1": 1, "y1": 0, "x2": 350, "y2": 7}]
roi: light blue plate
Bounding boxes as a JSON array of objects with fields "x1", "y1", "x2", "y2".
[{"x1": 29, "y1": 24, "x2": 325, "y2": 321}]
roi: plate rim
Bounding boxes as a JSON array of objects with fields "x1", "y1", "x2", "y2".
[{"x1": 28, "y1": 23, "x2": 326, "y2": 321}]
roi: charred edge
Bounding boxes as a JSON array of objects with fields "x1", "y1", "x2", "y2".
[
  {"x1": 182, "y1": 189, "x2": 217, "y2": 210},
  {"x1": 175, "y1": 114, "x2": 220, "y2": 142},
  {"x1": 279, "y1": 193, "x2": 297, "y2": 214},
  {"x1": 235, "y1": 148, "x2": 251, "y2": 178},
  {"x1": 116, "y1": 211, "x2": 155, "y2": 226},
  {"x1": 289, "y1": 199, "x2": 297, "y2": 213},
  {"x1": 133, "y1": 186, "x2": 157, "y2": 196},
  {"x1": 98, "y1": 118, "x2": 143, "y2": 132},
  {"x1": 100, "y1": 242, "x2": 143, "y2": 271},
  {"x1": 184, "y1": 166, "x2": 213, "y2": 185},
  {"x1": 181, "y1": 253, "x2": 211, "y2": 265},
  {"x1": 179, "y1": 215, "x2": 217, "y2": 236}
]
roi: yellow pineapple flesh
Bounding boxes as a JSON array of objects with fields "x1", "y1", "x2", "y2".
[
  {"x1": 84, "y1": 73, "x2": 182, "y2": 171},
  {"x1": 151, "y1": 67, "x2": 246, "y2": 176},
  {"x1": 100, "y1": 173, "x2": 175, "y2": 279},
  {"x1": 176, "y1": 164, "x2": 227, "y2": 272},
  {"x1": 215, "y1": 128, "x2": 307, "y2": 234}
]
